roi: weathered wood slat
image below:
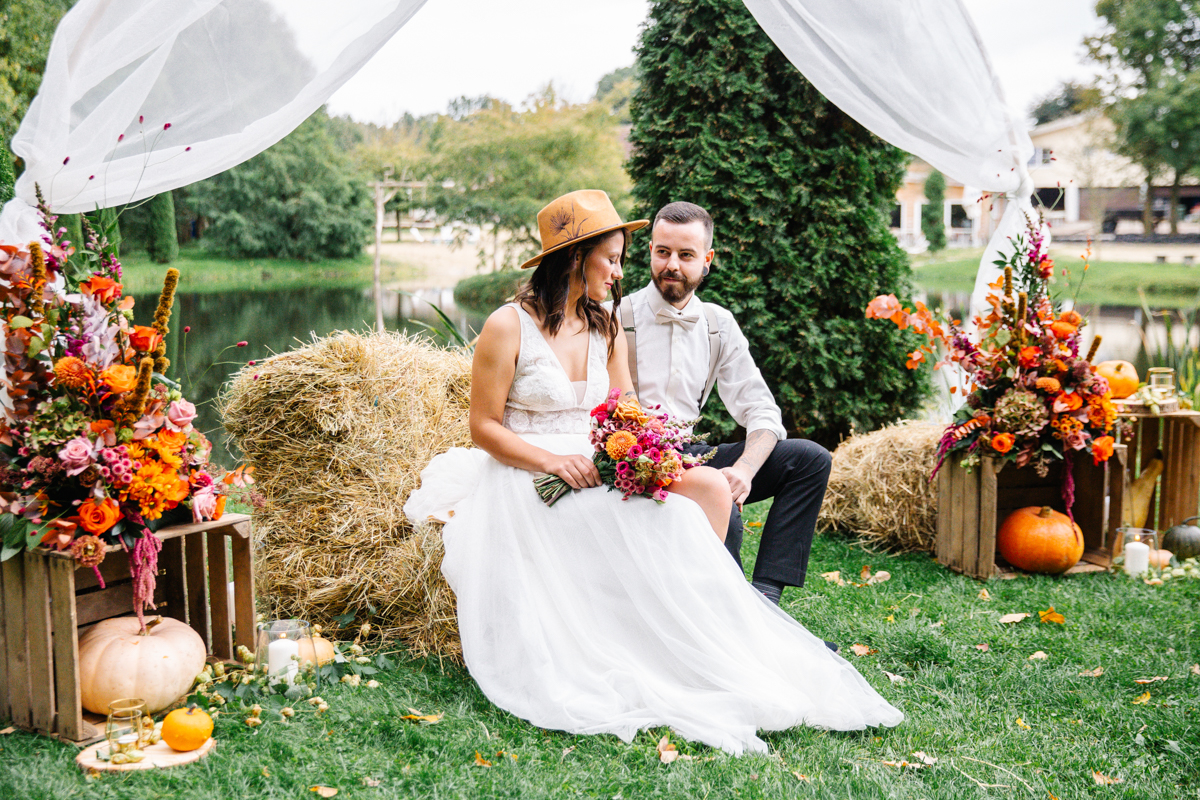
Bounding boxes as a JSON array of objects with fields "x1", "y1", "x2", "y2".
[
  {"x1": 74, "y1": 582, "x2": 167, "y2": 627},
  {"x1": 977, "y1": 458, "x2": 999, "y2": 579},
  {"x1": 47, "y1": 557, "x2": 83, "y2": 741},
  {"x1": 3, "y1": 557, "x2": 32, "y2": 728},
  {"x1": 936, "y1": 463, "x2": 951, "y2": 567},
  {"x1": 948, "y1": 457, "x2": 965, "y2": 572},
  {"x1": 231, "y1": 535, "x2": 255, "y2": 653},
  {"x1": 72, "y1": 550, "x2": 131, "y2": 592},
  {"x1": 23, "y1": 552, "x2": 56, "y2": 733},
  {"x1": 206, "y1": 532, "x2": 232, "y2": 661},
  {"x1": 185, "y1": 534, "x2": 209, "y2": 649},
  {"x1": 961, "y1": 461, "x2": 980, "y2": 577},
  {"x1": 160, "y1": 537, "x2": 187, "y2": 625},
  {"x1": 0, "y1": 554, "x2": 9, "y2": 721}
]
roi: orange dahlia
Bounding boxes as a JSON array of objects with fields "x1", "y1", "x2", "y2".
[
  {"x1": 1035, "y1": 377, "x2": 1061, "y2": 394},
  {"x1": 54, "y1": 356, "x2": 92, "y2": 390},
  {"x1": 605, "y1": 430, "x2": 638, "y2": 460},
  {"x1": 124, "y1": 460, "x2": 189, "y2": 520}
]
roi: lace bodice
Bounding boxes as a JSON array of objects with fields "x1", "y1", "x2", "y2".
[{"x1": 503, "y1": 304, "x2": 609, "y2": 434}]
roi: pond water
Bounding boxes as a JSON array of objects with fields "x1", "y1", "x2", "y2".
[{"x1": 152, "y1": 283, "x2": 1191, "y2": 468}]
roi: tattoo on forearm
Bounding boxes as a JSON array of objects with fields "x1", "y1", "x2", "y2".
[{"x1": 736, "y1": 429, "x2": 779, "y2": 477}]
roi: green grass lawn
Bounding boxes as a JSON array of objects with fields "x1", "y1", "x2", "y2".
[
  {"x1": 118, "y1": 246, "x2": 421, "y2": 296},
  {"x1": 912, "y1": 250, "x2": 1200, "y2": 309},
  {"x1": 3, "y1": 500, "x2": 1197, "y2": 799}
]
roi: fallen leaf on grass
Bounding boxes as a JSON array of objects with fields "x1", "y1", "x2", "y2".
[
  {"x1": 474, "y1": 752, "x2": 492, "y2": 767},
  {"x1": 911, "y1": 751, "x2": 938, "y2": 765},
  {"x1": 1191, "y1": 664, "x2": 1200, "y2": 676},
  {"x1": 867, "y1": 570, "x2": 891, "y2": 585},
  {"x1": 881, "y1": 759, "x2": 929, "y2": 769},
  {"x1": 1133, "y1": 676, "x2": 1168, "y2": 684},
  {"x1": 310, "y1": 788, "x2": 338, "y2": 798},
  {"x1": 1039, "y1": 607, "x2": 1065, "y2": 624},
  {"x1": 561, "y1": 746, "x2": 576, "y2": 760},
  {"x1": 262, "y1": 767, "x2": 270, "y2": 777},
  {"x1": 1079, "y1": 666, "x2": 1104, "y2": 677},
  {"x1": 656, "y1": 734, "x2": 695, "y2": 764},
  {"x1": 401, "y1": 709, "x2": 443, "y2": 724},
  {"x1": 861, "y1": 565, "x2": 873, "y2": 581},
  {"x1": 975, "y1": 643, "x2": 990, "y2": 652},
  {"x1": 0, "y1": 727, "x2": 13, "y2": 735},
  {"x1": 362, "y1": 778, "x2": 381, "y2": 788},
  {"x1": 978, "y1": 588, "x2": 992, "y2": 601},
  {"x1": 999, "y1": 612, "x2": 1030, "y2": 624},
  {"x1": 1015, "y1": 717, "x2": 1031, "y2": 729},
  {"x1": 1131, "y1": 692, "x2": 1151, "y2": 705},
  {"x1": 882, "y1": 670, "x2": 907, "y2": 684},
  {"x1": 850, "y1": 644, "x2": 878, "y2": 657},
  {"x1": 821, "y1": 571, "x2": 846, "y2": 587},
  {"x1": 791, "y1": 771, "x2": 811, "y2": 782},
  {"x1": 1028, "y1": 651, "x2": 1049, "y2": 661},
  {"x1": 885, "y1": 614, "x2": 895, "y2": 623},
  {"x1": 1092, "y1": 771, "x2": 1123, "y2": 785},
  {"x1": 928, "y1": 620, "x2": 944, "y2": 629},
  {"x1": 746, "y1": 521, "x2": 763, "y2": 528}
]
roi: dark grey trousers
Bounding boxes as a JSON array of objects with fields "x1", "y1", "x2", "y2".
[{"x1": 689, "y1": 438, "x2": 832, "y2": 588}]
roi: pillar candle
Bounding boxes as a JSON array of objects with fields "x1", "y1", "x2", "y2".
[
  {"x1": 1124, "y1": 539, "x2": 1150, "y2": 576},
  {"x1": 267, "y1": 635, "x2": 299, "y2": 683}
]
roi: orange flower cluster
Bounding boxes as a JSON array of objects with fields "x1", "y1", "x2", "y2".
[
  {"x1": 605, "y1": 430, "x2": 638, "y2": 460},
  {"x1": 612, "y1": 399, "x2": 650, "y2": 426},
  {"x1": 123, "y1": 459, "x2": 189, "y2": 521}
]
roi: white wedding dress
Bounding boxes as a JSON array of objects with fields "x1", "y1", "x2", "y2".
[{"x1": 404, "y1": 305, "x2": 902, "y2": 754}]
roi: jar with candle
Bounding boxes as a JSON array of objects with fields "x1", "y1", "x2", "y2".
[
  {"x1": 1147, "y1": 368, "x2": 1176, "y2": 404},
  {"x1": 1120, "y1": 527, "x2": 1158, "y2": 577},
  {"x1": 105, "y1": 699, "x2": 146, "y2": 763},
  {"x1": 254, "y1": 619, "x2": 312, "y2": 685}
]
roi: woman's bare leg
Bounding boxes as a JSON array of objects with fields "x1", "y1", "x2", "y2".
[{"x1": 666, "y1": 466, "x2": 733, "y2": 542}]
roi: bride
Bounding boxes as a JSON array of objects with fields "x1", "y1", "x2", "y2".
[{"x1": 405, "y1": 190, "x2": 902, "y2": 755}]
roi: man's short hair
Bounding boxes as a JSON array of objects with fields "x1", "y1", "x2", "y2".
[{"x1": 653, "y1": 201, "x2": 713, "y2": 249}]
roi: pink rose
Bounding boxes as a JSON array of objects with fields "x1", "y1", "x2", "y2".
[
  {"x1": 133, "y1": 412, "x2": 165, "y2": 440},
  {"x1": 166, "y1": 399, "x2": 197, "y2": 432},
  {"x1": 58, "y1": 436, "x2": 95, "y2": 476},
  {"x1": 191, "y1": 487, "x2": 217, "y2": 523}
]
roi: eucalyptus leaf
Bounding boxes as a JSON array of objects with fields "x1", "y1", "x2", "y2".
[
  {"x1": 8, "y1": 316, "x2": 34, "y2": 329},
  {"x1": 26, "y1": 335, "x2": 44, "y2": 355}
]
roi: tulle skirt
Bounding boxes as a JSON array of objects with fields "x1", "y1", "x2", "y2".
[{"x1": 404, "y1": 432, "x2": 902, "y2": 755}]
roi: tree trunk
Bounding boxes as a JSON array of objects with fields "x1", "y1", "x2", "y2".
[
  {"x1": 1169, "y1": 173, "x2": 1181, "y2": 235},
  {"x1": 396, "y1": 208, "x2": 402, "y2": 240},
  {"x1": 1143, "y1": 174, "x2": 1156, "y2": 236}
]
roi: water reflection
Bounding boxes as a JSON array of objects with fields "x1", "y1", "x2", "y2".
[{"x1": 135, "y1": 286, "x2": 488, "y2": 468}]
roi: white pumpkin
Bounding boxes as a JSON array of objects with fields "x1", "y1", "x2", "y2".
[{"x1": 78, "y1": 616, "x2": 207, "y2": 715}]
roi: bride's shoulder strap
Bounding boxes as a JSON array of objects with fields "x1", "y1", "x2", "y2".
[{"x1": 617, "y1": 295, "x2": 639, "y2": 396}]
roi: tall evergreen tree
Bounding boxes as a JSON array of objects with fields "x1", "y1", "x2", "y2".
[
  {"x1": 0, "y1": 146, "x2": 13, "y2": 206},
  {"x1": 921, "y1": 170, "x2": 947, "y2": 252},
  {"x1": 146, "y1": 191, "x2": 179, "y2": 264},
  {"x1": 626, "y1": 0, "x2": 927, "y2": 448}
]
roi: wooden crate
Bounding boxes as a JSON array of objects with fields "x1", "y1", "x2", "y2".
[
  {"x1": 0, "y1": 513, "x2": 253, "y2": 744},
  {"x1": 1118, "y1": 410, "x2": 1200, "y2": 538},
  {"x1": 936, "y1": 446, "x2": 1127, "y2": 579}
]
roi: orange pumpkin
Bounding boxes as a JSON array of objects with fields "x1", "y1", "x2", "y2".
[
  {"x1": 298, "y1": 635, "x2": 336, "y2": 666},
  {"x1": 997, "y1": 506, "x2": 1083, "y2": 574},
  {"x1": 161, "y1": 705, "x2": 213, "y2": 752},
  {"x1": 1095, "y1": 360, "x2": 1139, "y2": 399}
]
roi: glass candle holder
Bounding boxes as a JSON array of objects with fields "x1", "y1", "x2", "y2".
[
  {"x1": 254, "y1": 619, "x2": 311, "y2": 685},
  {"x1": 1148, "y1": 367, "x2": 1176, "y2": 403},
  {"x1": 1120, "y1": 527, "x2": 1158, "y2": 577},
  {"x1": 105, "y1": 699, "x2": 143, "y2": 759}
]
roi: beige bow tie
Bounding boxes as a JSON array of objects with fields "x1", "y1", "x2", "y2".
[{"x1": 654, "y1": 306, "x2": 701, "y2": 331}]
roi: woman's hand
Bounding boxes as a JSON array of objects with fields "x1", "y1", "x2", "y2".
[{"x1": 542, "y1": 453, "x2": 601, "y2": 489}]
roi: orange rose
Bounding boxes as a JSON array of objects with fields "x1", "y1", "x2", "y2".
[
  {"x1": 1048, "y1": 320, "x2": 1077, "y2": 340},
  {"x1": 78, "y1": 497, "x2": 122, "y2": 535},
  {"x1": 129, "y1": 325, "x2": 164, "y2": 353},
  {"x1": 1054, "y1": 392, "x2": 1084, "y2": 412},
  {"x1": 1018, "y1": 346, "x2": 1041, "y2": 369},
  {"x1": 100, "y1": 364, "x2": 138, "y2": 393},
  {"x1": 1059, "y1": 309, "x2": 1082, "y2": 326},
  {"x1": 157, "y1": 429, "x2": 189, "y2": 452},
  {"x1": 1092, "y1": 435, "x2": 1114, "y2": 465},
  {"x1": 80, "y1": 275, "x2": 123, "y2": 304},
  {"x1": 991, "y1": 432, "x2": 1016, "y2": 453}
]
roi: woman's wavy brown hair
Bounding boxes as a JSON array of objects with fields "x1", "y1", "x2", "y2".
[{"x1": 513, "y1": 229, "x2": 628, "y2": 355}]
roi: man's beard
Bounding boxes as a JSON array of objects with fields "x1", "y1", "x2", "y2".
[{"x1": 652, "y1": 269, "x2": 703, "y2": 304}]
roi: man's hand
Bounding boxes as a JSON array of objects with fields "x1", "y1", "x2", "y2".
[{"x1": 720, "y1": 463, "x2": 755, "y2": 510}]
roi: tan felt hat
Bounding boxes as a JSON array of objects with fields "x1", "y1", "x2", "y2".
[{"x1": 520, "y1": 190, "x2": 649, "y2": 269}]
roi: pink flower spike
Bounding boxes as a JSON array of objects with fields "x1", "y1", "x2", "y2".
[
  {"x1": 248, "y1": 360, "x2": 256, "y2": 366},
  {"x1": 118, "y1": 134, "x2": 124, "y2": 142},
  {"x1": 139, "y1": 115, "x2": 144, "y2": 123},
  {"x1": 184, "y1": 326, "x2": 191, "y2": 333},
  {"x1": 236, "y1": 341, "x2": 248, "y2": 347},
  {"x1": 163, "y1": 123, "x2": 171, "y2": 130},
  {"x1": 253, "y1": 375, "x2": 259, "y2": 381},
  {"x1": 88, "y1": 175, "x2": 95, "y2": 180},
  {"x1": 185, "y1": 146, "x2": 191, "y2": 152},
  {"x1": 62, "y1": 157, "x2": 70, "y2": 165}
]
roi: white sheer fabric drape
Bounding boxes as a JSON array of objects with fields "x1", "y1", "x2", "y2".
[
  {"x1": 740, "y1": 0, "x2": 1038, "y2": 324},
  {"x1": 0, "y1": 0, "x2": 427, "y2": 244}
]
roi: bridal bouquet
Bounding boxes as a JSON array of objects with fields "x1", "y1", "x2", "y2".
[
  {"x1": 866, "y1": 213, "x2": 1116, "y2": 511},
  {"x1": 534, "y1": 389, "x2": 711, "y2": 506},
  {"x1": 0, "y1": 191, "x2": 229, "y2": 629}
]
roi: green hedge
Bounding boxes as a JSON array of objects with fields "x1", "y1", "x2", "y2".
[{"x1": 453, "y1": 270, "x2": 529, "y2": 314}]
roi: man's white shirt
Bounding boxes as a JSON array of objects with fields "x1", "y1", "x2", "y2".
[{"x1": 623, "y1": 284, "x2": 787, "y2": 441}]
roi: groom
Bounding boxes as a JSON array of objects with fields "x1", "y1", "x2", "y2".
[{"x1": 618, "y1": 202, "x2": 832, "y2": 608}]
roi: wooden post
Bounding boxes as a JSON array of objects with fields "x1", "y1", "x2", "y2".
[{"x1": 373, "y1": 181, "x2": 385, "y2": 333}]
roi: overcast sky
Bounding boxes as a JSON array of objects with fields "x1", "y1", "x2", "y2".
[{"x1": 326, "y1": 0, "x2": 1106, "y2": 127}]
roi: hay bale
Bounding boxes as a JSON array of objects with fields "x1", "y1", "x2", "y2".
[
  {"x1": 817, "y1": 421, "x2": 943, "y2": 553},
  {"x1": 219, "y1": 331, "x2": 471, "y2": 661}
]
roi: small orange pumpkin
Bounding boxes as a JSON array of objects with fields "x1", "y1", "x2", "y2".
[
  {"x1": 1095, "y1": 360, "x2": 1139, "y2": 399},
  {"x1": 997, "y1": 506, "x2": 1083, "y2": 574},
  {"x1": 161, "y1": 705, "x2": 213, "y2": 752},
  {"x1": 298, "y1": 635, "x2": 336, "y2": 667}
]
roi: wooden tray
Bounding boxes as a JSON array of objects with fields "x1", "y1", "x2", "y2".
[{"x1": 75, "y1": 736, "x2": 214, "y2": 772}]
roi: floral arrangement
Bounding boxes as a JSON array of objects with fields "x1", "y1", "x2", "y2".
[
  {"x1": 534, "y1": 389, "x2": 711, "y2": 505},
  {"x1": 0, "y1": 190, "x2": 240, "y2": 630},
  {"x1": 866, "y1": 213, "x2": 1116, "y2": 514}
]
